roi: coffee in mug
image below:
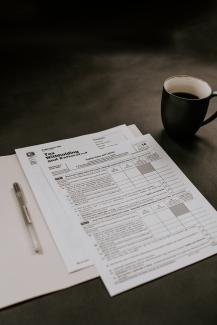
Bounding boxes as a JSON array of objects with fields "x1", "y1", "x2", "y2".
[{"x1": 161, "y1": 75, "x2": 217, "y2": 139}]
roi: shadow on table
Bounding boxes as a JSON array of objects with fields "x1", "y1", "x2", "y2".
[{"x1": 155, "y1": 129, "x2": 216, "y2": 163}]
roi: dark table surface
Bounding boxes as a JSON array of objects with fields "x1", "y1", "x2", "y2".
[{"x1": 1, "y1": 2, "x2": 217, "y2": 324}]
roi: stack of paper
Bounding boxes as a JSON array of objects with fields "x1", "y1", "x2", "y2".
[
  {"x1": 15, "y1": 124, "x2": 217, "y2": 296},
  {"x1": 0, "y1": 124, "x2": 140, "y2": 308}
]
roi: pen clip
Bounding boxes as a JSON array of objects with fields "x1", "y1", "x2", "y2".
[
  {"x1": 13, "y1": 182, "x2": 31, "y2": 223},
  {"x1": 13, "y1": 182, "x2": 25, "y2": 204},
  {"x1": 22, "y1": 205, "x2": 32, "y2": 224}
]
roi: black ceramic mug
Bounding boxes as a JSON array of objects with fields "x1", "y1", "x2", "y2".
[{"x1": 161, "y1": 75, "x2": 217, "y2": 139}]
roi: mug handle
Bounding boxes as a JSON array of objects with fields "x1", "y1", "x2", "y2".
[{"x1": 202, "y1": 91, "x2": 217, "y2": 126}]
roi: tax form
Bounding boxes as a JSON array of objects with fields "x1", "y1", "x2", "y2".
[
  {"x1": 16, "y1": 125, "x2": 137, "y2": 272},
  {"x1": 34, "y1": 134, "x2": 217, "y2": 295}
]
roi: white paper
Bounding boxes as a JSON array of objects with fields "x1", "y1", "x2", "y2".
[
  {"x1": 35, "y1": 134, "x2": 217, "y2": 296},
  {"x1": 15, "y1": 125, "x2": 137, "y2": 272}
]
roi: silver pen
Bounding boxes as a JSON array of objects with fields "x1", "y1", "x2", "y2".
[{"x1": 13, "y1": 182, "x2": 42, "y2": 254}]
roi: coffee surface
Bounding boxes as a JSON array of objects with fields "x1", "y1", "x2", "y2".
[{"x1": 172, "y1": 92, "x2": 199, "y2": 99}]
